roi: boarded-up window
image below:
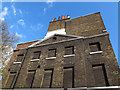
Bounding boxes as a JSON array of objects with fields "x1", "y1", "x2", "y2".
[
  {"x1": 25, "y1": 70, "x2": 36, "y2": 88},
  {"x1": 89, "y1": 42, "x2": 101, "y2": 52},
  {"x1": 42, "y1": 69, "x2": 53, "y2": 88},
  {"x1": 17, "y1": 54, "x2": 24, "y2": 62},
  {"x1": 65, "y1": 46, "x2": 74, "y2": 55},
  {"x1": 32, "y1": 51, "x2": 41, "y2": 59},
  {"x1": 92, "y1": 64, "x2": 109, "y2": 86},
  {"x1": 63, "y1": 67, "x2": 74, "y2": 88},
  {"x1": 48, "y1": 49, "x2": 56, "y2": 57},
  {"x1": 5, "y1": 72, "x2": 17, "y2": 88}
]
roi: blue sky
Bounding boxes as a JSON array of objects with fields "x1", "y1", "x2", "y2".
[{"x1": 1, "y1": 2, "x2": 119, "y2": 65}]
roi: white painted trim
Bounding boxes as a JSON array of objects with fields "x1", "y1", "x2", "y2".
[
  {"x1": 15, "y1": 33, "x2": 109, "y2": 51},
  {"x1": 90, "y1": 51, "x2": 103, "y2": 55},
  {"x1": 13, "y1": 62, "x2": 21, "y2": 64},
  {"x1": 46, "y1": 57, "x2": 56, "y2": 60},
  {"x1": 103, "y1": 30, "x2": 107, "y2": 32},
  {"x1": 75, "y1": 86, "x2": 120, "y2": 89},
  {"x1": 30, "y1": 59, "x2": 40, "y2": 62},
  {"x1": 45, "y1": 28, "x2": 66, "y2": 39},
  {"x1": 63, "y1": 54, "x2": 75, "y2": 57},
  {"x1": 90, "y1": 86, "x2": 119, "y2": 89}
]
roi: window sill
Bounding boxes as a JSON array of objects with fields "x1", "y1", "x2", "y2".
[
  {"x1": 90, "y1": 51, "x2": 103, "y2": 55},
  {"x1": 63, "y1": 54, "x2": 75, "y2": 58},
  {"x1": 46, "y1": 57, "x2": 56, "y2": 60},
  {"x1": 13, "y1": 62, "x2": 21, "y2": 64},
  {"x1": 30, "y1": 59, "x2": 40, "y2": 62}
]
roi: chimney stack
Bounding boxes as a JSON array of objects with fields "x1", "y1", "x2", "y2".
[
  {"x1": 51, "y1": 15, "x2": 70, "y2": 22},
  {"x1": 62, "y1": 16, "x2": 64, "y2": 20},
  {"x1": 54, "y1": 18, "x2": 56, "y2": 21},
  {"x1": 67, "y1": 15, "x2": 70, "y2": 19},
  {"x1": 64, "y1": 16, "x2": 66, "y2": 19},
  {"x1": 58, "y1": 16, "x2": 60, "y2": 20}
]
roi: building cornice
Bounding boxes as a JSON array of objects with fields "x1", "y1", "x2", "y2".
[{"x1": 14, "y1": 33, "x2": 109, "y2": 51}]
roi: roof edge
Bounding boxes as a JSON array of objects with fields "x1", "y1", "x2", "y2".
[
  {"x1": 14, "y1": 32, "x2": 109, "y2": 51},
  {"x1": 70, "y1": 12, "x2": 100, "y2": 20}
]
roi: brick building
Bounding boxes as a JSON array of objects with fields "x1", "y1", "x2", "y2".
[{"x1": 2, "y1": 12, "x2": 120, "y2": 89}]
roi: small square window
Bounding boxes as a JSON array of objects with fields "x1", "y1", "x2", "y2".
[
  {"x1": 65, "y1": 46, "x2": 74, "y2": 55},
  {"x1": 89, "y1": 42, "x2": 101, "y2": 52},
  {"x1": 17, "y1": 54, "x2": 24, "y2": 62},
  {"x1": 32, "y1": 51, "x2": 41, "y2": 59},
  {"x1": 48, "y1": 49, "x2": 56, "y2": 57}
]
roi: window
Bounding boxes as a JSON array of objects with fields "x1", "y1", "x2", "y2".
[
  {"x1": 17, "y1": 54, "x2": 24, "y2": 62},
  {"x1": 25, "y1": 70, "x2": 36, "y2": 88},
  {"x1": 13, "y1": 54, "x2": 23, "y2": 64},
  {"x1": 48, "y1": 49, "x2": 56, "y2": 57},
  {"x1": 42, "y1": 69, "x2": 54, "y2": 88},
  {"x1": 63, "y1": 67, "x2": 74, "y2": 88},
  {"x1": 92, "y1": 64, "x2": 109, "y2": 86},
  {"x1": 52, "y1": 37, "x2": 57, "y2": 42},
  {"x1": 65, "y1": 46, "x2": 74, "y2": 55},
  {"x1": 89, "y1": 42, "x2": 103, "y2": 54},
  {"x1": 5, "y1": 72, "x2": 17, "y2": 88},
  {"x1": 32, "y1": 51, "x2": 41, "y2": 59},
  {"x1": 89, "y1": 42, "x2": 101, "y2": 52},
  {"x1": 64, "y1": 46, "x2": 74, "y2": 56}
]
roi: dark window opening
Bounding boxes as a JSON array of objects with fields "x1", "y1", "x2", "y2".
[
  {"x1": 42, "y1": 69, "x2": 54, "y2": 88},
  {"x1": 92, "y1": 64, "x2": 109, "y2": 86},
  {"x1": 5, "y1": 72, "x2": 17, "y2": 88},
  {"x1": 53, "y1": 37, "x2": 57, "y2": 40},
  {"x1": 17, "y1": 54, "x2": 24, "y2": 62},
  {"x1": 52, "y1": 37, "x2": 57, "y2": 42},
  {"x1": 65, "y1": 46, "x2": 74, "y2": 55},
  {"x1": 37, "y1": 65, "x2": 40, "y2": 68},
  {"x1": 48, "y1": 49, "x2": 56, "y2": 57},
  {"x1": 89, "y1": 42, "x2": 101, "y2": 52},
  {"x1": 32, "y1": 51, "x2": 41, "y2": 59},
  {"x1": 8, "y1": 68, "x2": 10, "y2": 71},
  {"x1": 63, "y1": 67, "x2": 74, "y2": 88},
  {"x1": 25, "y1": 70, "x2": 36, "y2": 88}
]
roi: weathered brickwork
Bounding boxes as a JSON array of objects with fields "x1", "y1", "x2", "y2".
[
  {"x1": 48, "y1": 12, "x2": 106, "y2": 36},
  {"x1": 66, "y1": 12, "x2": 106, "y2": 36},
  {"x1": 48, "y1": 18, "x2": 69, "y2": 31},
  {"x1": 2, "y1": 12, "x2": 120, "y2": 89}
]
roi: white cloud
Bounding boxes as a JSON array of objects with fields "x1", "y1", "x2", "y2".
[
  {"x1": 11, "y1": 0, "x2": 15, "y2": 2},
  {"x1": 44, "y1": 8, "x2": 46, "y2": 12},
  {"x1": 46, "y1": 0, "x2": 56, "y2": 4},
  {"x1": 11, "y1": 4, "x2": 23, "y2": 17},
  {"x1": 15, "y1": 32, "x2": 23, "y2": 38},
  {"x1": 43, "y1": 8, "x2": 47, "y2": 14},
  {"x1": 1, "y1": 18, "x2": 5, "y2": 21},
  {"x1": 11, "y1": 4, "x2": 16, "y2": 16},
  {"x1": 17, "y1": 19, "x2": 25, "y2": 26},
  {"x1": 37, "y1": 23, "x2": 43, "y2": 29},
  {"x1": 10, "y1": 25, "x2": 14, "y2": 29},
  {"x1": 30, "y1": 23, "x2": 43, "y2": 30},
  {"x1": 0, "y1": 7, "x2": 8, "y2": 21},
  {"x1": 30, "y1": 25, "x2": 34, "y2": 30},
  {"x1": 43, "y1": 0, "x2": 55, "y2": 15},
  {"x1": 46, "y1": 0, "x2": 56, "y2": 7},
  {"x1": 19, "y1": 9, "x2": 23, "y2": 16}
]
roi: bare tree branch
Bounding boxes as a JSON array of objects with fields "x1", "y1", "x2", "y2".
[{"x1": 0, "y1": 20, "x2": 19, "y2": 76}]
